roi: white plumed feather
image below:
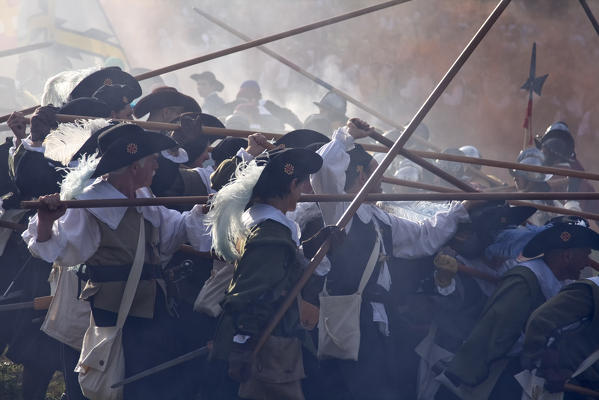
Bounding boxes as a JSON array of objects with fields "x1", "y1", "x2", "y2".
[
  {"x1": 206, "y1": 160, "x2": 265, "y2": 263},
  {"x1": 41, "y1": 66, "x2": 100, "y2": 107},
  {"x1": 44, "y1": 118, "x2": 110, "y2": 166},
  {"x1": 59, "y1": 153, "x2": 101, "y2": 201}
]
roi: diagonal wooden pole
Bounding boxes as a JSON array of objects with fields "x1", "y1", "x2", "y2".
[
  {"x1": 380, "y1": 176, "x2": 599, "y2": 222},
  {"x1": 251, "y1": 0, "x2": 512, "y2": 357},
  {"x1": 0, "y1": 0, "x2": 408, "y2": 124},
  {"x1": 192, "y1": 4, "x2": 436, "y2": 151},
  {"x1": 580, "y1": 0, "x2": 599, "y2": 37},
  {"x1": 46, "y1": 114, "x2": 599, "y2": 183}
]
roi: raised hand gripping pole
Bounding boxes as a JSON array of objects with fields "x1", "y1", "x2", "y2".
[{"x1": 251, "y1": 0, "x2": 512, "y2": 358}]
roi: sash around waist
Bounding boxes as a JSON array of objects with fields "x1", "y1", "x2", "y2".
[{"x1": 80, "y1": 263, "x2": 163, "y2": 282}]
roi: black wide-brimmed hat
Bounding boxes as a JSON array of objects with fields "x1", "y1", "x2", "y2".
[
  {"x1": 275, "y1": 129, "x2": 330, "y2": 149},
  {"x1": 92, "y1": 84, "x2": 140, "y2": 112},
  {"x1": 68, "y1": 67, "x2": 141, "y2": 101},
  {"x1": 200, "y1": 113, "x2": 225, "y2": 129},
  {"x1": 522, "y1": 217, "x2": 599, "y2": 258},
  {"x1": 70, "y1": 122, "x2": 118, "y2": 163},
  {"x1": 133, "y1": 86, "x2": 201, "y2": 118},
  {"x1": 314, "y1": 91, "x2": 347, "y2": 121},
  {"x1": 190, "y1": 71, "x2": 224, "y2": 92},
  {"x1": 91, "y1": 123, "x2": 177, "y2": 178},
  {"x1": 469, "y1": 203, "x2": 537, "y2": 233},
  {"x1": 252, "y1": 148, "x2": 323, "y2": 200},
  {"x1": 211, "y1": 137, "x2": 248, "y2": 167},
  {"x1": 59, "y1": 97, "x2": 111, "y2": 118}
]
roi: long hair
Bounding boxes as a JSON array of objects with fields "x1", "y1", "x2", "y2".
[{"x1": 205, "y1": 160, "x2": 265, "y2": 263}]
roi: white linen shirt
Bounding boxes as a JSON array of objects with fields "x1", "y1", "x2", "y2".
[
  {"x1": 23, "y1": 178, "x2": 211, "y2": 266},
  {"x1": 310, "y1": 127, "x2": 470, "y2": 333}
]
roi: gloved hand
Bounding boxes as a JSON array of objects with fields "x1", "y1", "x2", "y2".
[
  {"x1": 30, "y1": 105, "x2": 59, "y2": 142},
  {"x1": 433, "y1": 248, "x2": 458, "y2": 288},
  {"x1": 7, "y1": 111, "x2": 27, "y2": 141},
  {"x1": 539, "y1": 349, "x2": 571, "y2": 393},
  {"x1": 302, "y1": 225, "x2": 345, "y2": 260}
]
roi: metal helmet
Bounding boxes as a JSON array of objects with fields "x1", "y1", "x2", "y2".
[
  {"x1": 459, "y1": 145, "x2": 481, "y2": 159},
  {"x1": 510, "y1": 147, "x2": 552, "y2": 182},
  {"x1": 435, "y1": 148, "x2": 466, "y2": 178},
  {"x1": 534, "y1": 121, "x2": 575, "y2": 162}
]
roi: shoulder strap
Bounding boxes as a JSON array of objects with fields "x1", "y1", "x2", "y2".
[
  {"x1": 356, "y1": 228, "x2": 381, "y2": 295},
  {"x1": 115, "y1": 214, "x2": 146, "y2": 329},
  {"x1": 572, "y1": 347, "x2": 599, "y2": 378}
]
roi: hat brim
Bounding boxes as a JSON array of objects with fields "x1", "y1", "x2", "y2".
[
  {"x1": 59, "y1": 97, "x2": 111, "y2": 118},
  {"x1": 313, "y1": 101, "x2": 348, "y2": 122},
  {"x1": 254, "y1": 148, "x2": 323, "y2": 194},
  {"x1": 522, "y1": 224, "x2": 599, "y2": 258},
  {"x1": 275, "y1": 129, "x2": 330, "y2": 149},
  {"x1": 190, "y1": 74, "x2": 224, "y2": 92},
  {"x1": 69, "y1": 67, "x2": 141, "y2": 101},
  {"x1": 201, "y1": 113, "x2": 225, "y2": 129},
  {"x1": 133, "y1": 90, "x2": 201, "y2": 118},
  {"x1": 91, "y1": 131, "x2": 176, "y2": 178}
]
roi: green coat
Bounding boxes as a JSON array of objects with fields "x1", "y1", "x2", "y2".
[
  {"x1": 212, "y1": 219, "x2": 303, "y2": 360},
  {"x1": 523, "y1": 279, "x2": 599, "y2": 384},
  {"x1": 445, "y1": 266, "x2": 546, "y2": 386}
]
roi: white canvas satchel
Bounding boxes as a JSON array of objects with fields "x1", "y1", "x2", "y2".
[
  {"x1": 317, "y1": 232, "x2": 381, "y2": 361},
  {"x1": 76, "y1": 216, "x2": 146, "y2": 400},
  {"x1": 193, "y1": 260, "x2": 234, "y2": 317}
]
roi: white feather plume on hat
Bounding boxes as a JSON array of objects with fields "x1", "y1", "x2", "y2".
[
  {"x1": 206, "y1": 160, "x2": 265, "y2": 263},
  {"x1": 59, "y1": 153, "x2": 101, "y2": 201},
  {"x1": 44, "y1": 118, "x2": 110, "y2": 166},
  {"x1": 41, "y1": 66, "x2": 100, "y2": 107}
]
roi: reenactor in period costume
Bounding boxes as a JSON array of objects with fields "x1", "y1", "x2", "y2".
[
  {"x1": 535, "y1": 122, "x2": 599, "y2": 214},
  {"x1": 310, "y1": 119, "x2": 472, "y2": 400},
  {"x1": 439, "y1": 217, "x2": 599, "y2": 399},
  {"x1": 23, "y1": 124, "x2": 211, "y2": 399},
  {"x1": 190, "y1": 71, "x2": 227, "y2": 116},
  {"x1": 208, "y1": 146, "x2": 325, "y2": 400},
  {"x1": 522, "y1": 274, "x2": 599, "y2": 395}
]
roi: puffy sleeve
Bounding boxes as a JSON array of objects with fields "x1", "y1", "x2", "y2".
[
  {"x1": 149, "y1": 204, "x2": 209, "y2": 256},
  {"x1": 388, "y1": 201, "x2": 470, "y2": 258},
  {"x1": 185, "y1": 205, "x2": 212, "y2": 252},
  {"x1": 22, "y1": 208, "x2": 101, "y2": 266},
  {"x1": 310, "y1": 126, "x2": 354, "y2": 226}
]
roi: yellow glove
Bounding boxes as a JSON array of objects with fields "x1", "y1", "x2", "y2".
[{"x1": 434, "y1": 253, "x2": 458, "y2": 288}]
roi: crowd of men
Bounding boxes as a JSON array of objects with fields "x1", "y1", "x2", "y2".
[{"x1": 0, "y1": 65, "x2": 598, "y2": 400}]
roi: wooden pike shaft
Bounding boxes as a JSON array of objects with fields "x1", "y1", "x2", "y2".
[
  {"x1": 380, "y1": 176, "x2": 599, "y2": 221},
  {"x1": 193, "y1": 5, "x2": 435, "y2": 152},
  {"x1": 579, "y1": 0, "x2": 599, "y2": 38},
  {"x1": 251, "y1": 0, "x2": 512, "y2": 357},
  {"x1": 0, "y1": 0, "x2": 406, "y2": 124},
  {"x1": 368, "y1": 131, "x2": 599, "y2": 183},
  {"x1": 53, "y1": 114, "x2": 285, "y2": 141},
  {"x1": 52, "y1": 114, "x2": 599, "y2": 183},
  {"x1": 564, "y1": 383, "x2": 599, "y2": 398},
  {"x1": 20, "y1": 192, "x2": 599, "y2": 210}
]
